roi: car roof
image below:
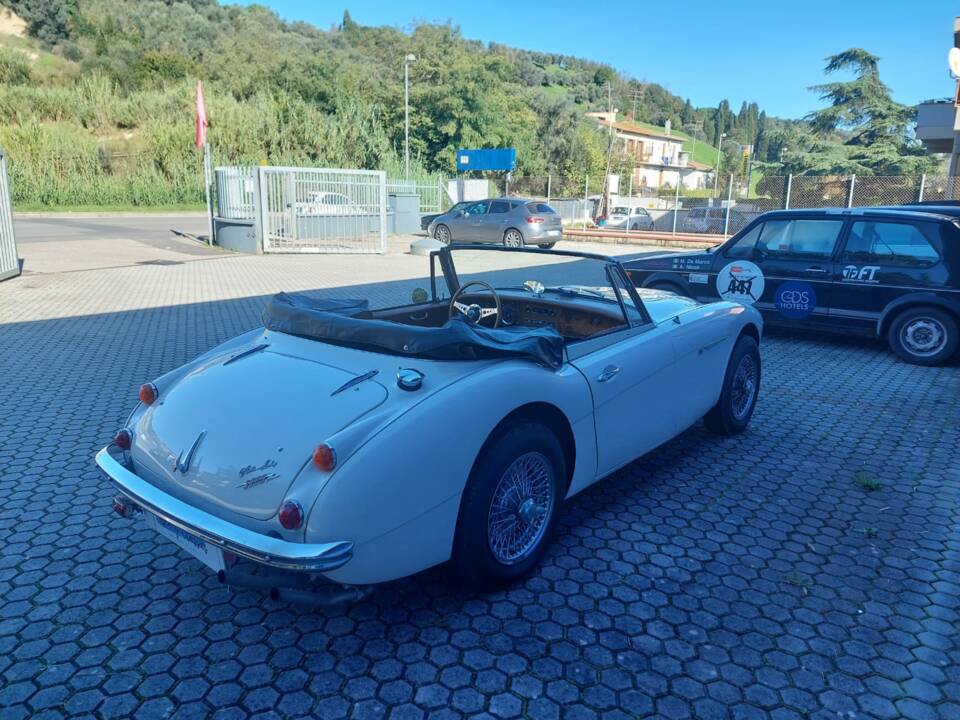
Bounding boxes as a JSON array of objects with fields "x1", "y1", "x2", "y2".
[{"x1": 756, "y1": 207, "x2": 959, "y2": 223}]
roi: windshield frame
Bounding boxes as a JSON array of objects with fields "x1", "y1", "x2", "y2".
[{"x1": 430, "y1": 244, "x2": 651, "y2": 327}]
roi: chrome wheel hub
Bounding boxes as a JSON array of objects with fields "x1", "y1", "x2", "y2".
[
  {"x1": 487, "y1": 452, "x2": 554, "y2": 565},
  {"x1": 902, "y1": 318, "x2": 945, "y2": 356},
  {"x1": 731, "y1": 354, "x2": 758, "y2": 420}
]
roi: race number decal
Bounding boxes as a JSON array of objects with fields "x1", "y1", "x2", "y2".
[
  {"x1": 774, "y1": 280, "x2": 816, "y2": 319},
  {"x1": 716, "y1": 261, "x2": 764, "y2": 304}
]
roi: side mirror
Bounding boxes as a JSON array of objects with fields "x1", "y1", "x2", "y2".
[{"x1": 411, "y1": 288, "x2": 429, "y2": 304}]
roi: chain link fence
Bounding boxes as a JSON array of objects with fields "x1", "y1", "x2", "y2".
[{"x1": 480, "y1": 172, "x2": 956, "y2": 240}]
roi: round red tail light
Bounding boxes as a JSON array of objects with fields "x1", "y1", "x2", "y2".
[
  {"x1": 312, "y1": 443, "x2": 337, "y2": 472},
  {"x1": 278, "y1": 500, "x2": 303, "y2": 530},
  {"x1": 114, "y1": 429, "x2": 132, "y2": 450},
  {"x1": 139, "y1": 383, "x2": 159, "y2": 406}
]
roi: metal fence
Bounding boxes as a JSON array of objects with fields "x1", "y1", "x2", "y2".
[
  {"x1": 501, "y1": 173, "x2": 958, "y2": 239},
  {"x1": 0, "y1": 151, "x2": 19, "y2": 282},
  {"x1": 216, "y1": 166, "x2": 258, "y2": 220},
  {"x1": 386, "y1": 179, "x2": 445, "y2": 214},
  {"x1": 258, "y1": 167, "x2": 387, "y2": 253}
]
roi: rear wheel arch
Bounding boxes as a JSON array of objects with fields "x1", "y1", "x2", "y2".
[
  {"x1": 878, "y1": 295, "x2": 960, "y2": 337},
  {"x1": 473, "y1": 402, "x2": 575, "y2": 493}
]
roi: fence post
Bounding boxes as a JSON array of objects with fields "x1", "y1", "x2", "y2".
[
  {"x1": 723, "y1": 175, "x2": 733, "y2": 236},
  {"x1": 847, "y1": 174, "x2": 856, "y2": 208},
  {"x1": 672, "y1": 174, "x2": 681, "y2": 235},
  {"x1": 583, "y1": 175, "x2": 589, "y2": 224},
  {"x1": 918, "y1": 174, "x2": 926, "y2": 202},
  {"x1": 547, "y1": 174, "x2": 552, "y2": 203},
  {"x1": 784, "y1": 174, "x2": 792, "y2": 209}
]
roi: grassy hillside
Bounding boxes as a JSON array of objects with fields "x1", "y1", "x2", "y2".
[{"x1": 0, "y1": 0, "x2": 762, "y2": 209}]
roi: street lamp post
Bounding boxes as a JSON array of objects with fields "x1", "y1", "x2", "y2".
[
  {"x1": 713, "y1": 132, "x2": 726, "y2": 198},
  {"x1": 404, "y1": 54, "x2": 416, "y2": 182}
]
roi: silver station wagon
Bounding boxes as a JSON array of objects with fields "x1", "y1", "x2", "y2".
[{"x1": 428, "y1": 198, "x2": 564, "y2": 248}]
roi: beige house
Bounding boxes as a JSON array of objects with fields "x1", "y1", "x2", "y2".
[{"x1": 586, "y1": 111, "x2": 711, "y2": 191}]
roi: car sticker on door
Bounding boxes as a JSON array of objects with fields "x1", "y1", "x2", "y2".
[
  {"x1": 774, "y1": 280, "x2": 817, "y2": 319},
  {"x1": 842, "y1": 265, "x2": 880, "y2": 283},
  {"x1": 717, "y1": 261, "x2": 764, "y2": 304}
]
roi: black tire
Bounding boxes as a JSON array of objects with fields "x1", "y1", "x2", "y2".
[
  {"x1": 503, "y1": 228, "x2": 525, "y2": 248},
  {"x1": 704, "y1": 335, "x2": 761, "y2": 436},
  {"x1": 452, "y1": 421, "x2": 565, "y2": 590},
  {"x1": 648, "y1": 281, "x2": 688, "y2": 297},
  {"x1": 537, "y1": 242, "x2": 557, "y2": 249},
  {"x1": 887, "y1": 306, "x2": 959, "y2": 366},
  {"x1": 434, "y1": 224, "x2": 451, "y2": 244}
]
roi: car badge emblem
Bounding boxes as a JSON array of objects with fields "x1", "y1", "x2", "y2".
[
  {"x1": 173, "y1": 431, "x2": 206, "y2": 474},
  {"x1": 237, "y1": 472, "x2": 279, "y2": 490}
]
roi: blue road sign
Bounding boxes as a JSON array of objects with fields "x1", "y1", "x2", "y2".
[{"x1": 456, "y1": 148, "x2": 516, "y2": 172}]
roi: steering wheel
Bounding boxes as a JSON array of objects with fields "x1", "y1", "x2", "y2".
[{"x1": 449, "y1": 280, "x2": 502, "y2": 328}]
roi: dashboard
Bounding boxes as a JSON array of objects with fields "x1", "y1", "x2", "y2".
[{"x1": 460, "y1": 292, "x2": 626, "y2": 340}]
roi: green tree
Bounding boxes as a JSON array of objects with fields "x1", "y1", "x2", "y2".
[{"x1": 806, "y1": 48, "x2": 938, "y2": 174}]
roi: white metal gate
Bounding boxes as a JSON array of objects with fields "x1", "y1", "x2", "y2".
[
  {"x1": 258, "y1": 167, "x2": 387, "y2": 253},
  {"x1": 0, "y1": 151, "x2": 19, "y2": 282}
]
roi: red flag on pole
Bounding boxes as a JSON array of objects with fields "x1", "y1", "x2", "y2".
[{"x1": 195, "y1": 80, "x2": 208, "y2": 148}]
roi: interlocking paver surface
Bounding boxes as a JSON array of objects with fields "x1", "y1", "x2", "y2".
[{"x1": 1, "y1": 241, "x2": 958, "y2": 719}]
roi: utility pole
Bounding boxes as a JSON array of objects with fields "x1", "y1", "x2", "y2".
[
  {"x1": 713, "y1": 132, "x2": 726, "y2": 199},
  {"x1": 403, "y1": 54, "x2": 416, "y2": 181}
]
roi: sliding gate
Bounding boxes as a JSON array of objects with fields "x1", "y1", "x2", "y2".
[
  {"x1": 258, "y1": 167, "x2": 387, "y2": 253},
  {"x1": 0, "y1": 151, "x2": 19, "y2": 281}
]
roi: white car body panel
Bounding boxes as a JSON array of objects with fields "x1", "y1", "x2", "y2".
[{"x1": 98, "y1": 269, "x2": 761, "y2": 587}]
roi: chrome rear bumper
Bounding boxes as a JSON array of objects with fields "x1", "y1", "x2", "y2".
[{"x1": 96, "y1": 446, "x2": 353, "y2": 572}]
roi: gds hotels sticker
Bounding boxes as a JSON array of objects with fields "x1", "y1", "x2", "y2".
[
  {"x1": 716, "y1": 261, "x2": 764, "y2": 304},
  {"x1": 775, "y1": 280, "x2": 817, "y2": 319}
]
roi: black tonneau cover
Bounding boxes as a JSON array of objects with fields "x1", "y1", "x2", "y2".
[{"x1": 262, "y1": 292, "x2": 565, "y2": 369}]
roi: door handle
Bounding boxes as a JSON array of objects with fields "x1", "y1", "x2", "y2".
[
  {"x1": 803, "y1": 267, "x2": 829, "y2": 274},
  {"x1": 597, "y1": 365, "x2": 620, "y2": 383}
]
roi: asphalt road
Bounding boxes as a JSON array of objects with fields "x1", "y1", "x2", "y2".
[{"x1": 14, "y1": 213, "x2": 212, "y2": 251}]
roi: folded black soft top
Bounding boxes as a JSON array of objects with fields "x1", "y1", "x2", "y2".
[{"x1": 262, "y1": 292, "x2": 565, "y2": 369}]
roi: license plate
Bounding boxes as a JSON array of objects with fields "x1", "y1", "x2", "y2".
[
  {"x1": 546, "y1": 229, "x2": 560, "y2": 236},
  {"x1": 146, "y1": 512, "x2": 225, "y2": 572}
]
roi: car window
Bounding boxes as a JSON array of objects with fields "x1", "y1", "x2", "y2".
[
  {"x1": 612, "y1": 206, "x2": 629, "y2": 215},
  {"x1": 635, "y1": 208, "x2": 649, "y2": 216},
  {"x1": 724, "y1": 223, "x2": 763, "y2": 259},
  {"x1": 757, "y1": 219, "x2": 843, "y2": 259},
  {"x1": 536, "y1": 203, "x2": 557, "y2": 214},
  {"x1": 489, "y1": 200, "x2": 510, "y2": 214},
  {"x1": 462, "y1": 201, "x2": 490, "y2": 216},
  {"x1": 690, "y1": 209, "x2": 705, "y2": 218},
  {"x1": 843, "y1": 221, "x2": 940, "y2": 267}
]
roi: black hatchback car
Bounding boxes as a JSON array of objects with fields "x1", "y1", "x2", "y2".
[{"x1": 623, "y1": 207, "x2": 960, "y2": 365}]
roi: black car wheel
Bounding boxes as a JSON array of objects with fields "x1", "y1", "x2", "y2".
[
  {"x1": 704, "y1": 335, "x2": 761, "y2": 436},
  {"x1": 648, "y1": 280, "x2": 690, "y2": 297},
  {"x1": 888, "y1": 306, "x2": 959, "y2": 366},
  {"x1": 537, "y1": 242, "x2": 557, "y2": 249},
  {"x1": 503, "y1": 229, "x2": 524, "y2": 248},
  {"x1": 452, "y1": 421, "x2": 565, "y2": 589},
  {"x1": 434, "y1": 224, "x2": 451, "y2": 244}
]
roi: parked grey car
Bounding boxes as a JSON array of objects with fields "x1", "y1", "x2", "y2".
[{"x1": 427, "y1": 198, "x2": 563, "y2": 248}]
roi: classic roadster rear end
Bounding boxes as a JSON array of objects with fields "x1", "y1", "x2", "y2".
[{"x1": 98, "y1": 245, "x2": 762, "y2": 602}]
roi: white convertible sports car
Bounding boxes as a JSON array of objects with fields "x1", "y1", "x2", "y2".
[{"x1": 97, "y1": 245, "x2": 762, "y2": 603}]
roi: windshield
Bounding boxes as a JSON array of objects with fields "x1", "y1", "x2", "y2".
[{"x1": 445, "y1": 247, "x2": 643, "y2": 323}]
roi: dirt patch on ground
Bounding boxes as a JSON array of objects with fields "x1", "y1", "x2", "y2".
[{"x1": 0, "y1": 8, "x2": 26, "y2": 37}]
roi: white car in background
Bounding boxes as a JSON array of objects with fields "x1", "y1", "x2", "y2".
[
  {"x1": 605, "y1": 205, "x2": 655, "y2": 231},
  {"x1": 97, "y1": 245, "x2": 762, "y2": 604},
  {"x1": 295, "y1": 191, "x2": 365, "y2": 216}
]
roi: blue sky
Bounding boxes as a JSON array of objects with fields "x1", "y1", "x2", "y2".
[{"x1": 238, "y1": 1, "x2": 957, "y2": 119}]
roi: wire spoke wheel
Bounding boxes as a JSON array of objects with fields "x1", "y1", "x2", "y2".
[
  {"x1": 435, "y1": 225, "x2": 450, "y2": 244},
  {"x1": 486, "y1": 452, "x2": 554, "y2": 565},
  {"x1": 730, "y1": 353, "x2": 758, "y2": 421},
  {"x1": 901, "y1": 317, "x2": 946, "y2": 357}
]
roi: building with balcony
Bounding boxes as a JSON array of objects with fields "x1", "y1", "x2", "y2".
[{"x1": 586, "y1": 112, "x2": 711, "y2": 191}]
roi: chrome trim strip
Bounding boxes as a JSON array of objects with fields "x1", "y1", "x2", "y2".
[{"x1": 96, "y1": 446, "x2": 353, "y2": 572}]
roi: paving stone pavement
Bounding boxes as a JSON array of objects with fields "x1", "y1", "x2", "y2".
[{"x1": 0, "y1": 249, "x2": 959, "y2": 720}]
